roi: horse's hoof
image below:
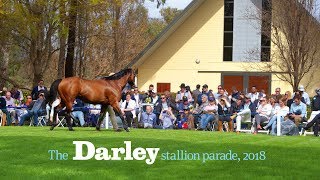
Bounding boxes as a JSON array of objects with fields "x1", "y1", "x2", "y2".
[
  {"x1": 68, "y1": 128, "x2": 75, "y2": 131},
  {"x1": 50, "y1": 127, "x2": 54, "y2": 131},
  {"x1": 96, "y1": 127, "x2": 101, "y2": 131},
  {"x1": 125, "y1": 128, "x2": 130, "y2": 132}
]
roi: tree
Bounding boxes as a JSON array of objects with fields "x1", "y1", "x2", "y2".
[
  {"x1": 160, "y1": 7, "x2": 182, "y2": 24},
  {"x1": 246, "y1": 0, "x2": 320, "y2": 91}
]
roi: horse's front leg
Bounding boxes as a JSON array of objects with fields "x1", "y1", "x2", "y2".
[
  {"x1": 66, "y1": 111, "x2": 74, "y2": 131},
  {"x1": 110, "y1": 103, "x2": 129, "y2": 132},
  {"x1": 96, "y1": 105, "x2": 107, "y2": 131}
]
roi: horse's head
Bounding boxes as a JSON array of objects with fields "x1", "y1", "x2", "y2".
[{"x1": 127, "y1": 68, "x2": 136, "y2": 87}]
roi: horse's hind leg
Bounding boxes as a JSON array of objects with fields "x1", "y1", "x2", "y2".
[
  {"x1": 50, "y1": 107, "x2": 58, "y2": 131},
  {"x1": 66, "y1": 112, "x2": 74, "y2": 131},
  {"x1": 96, "y1": 105, "x2": 107, "y2": 131}
]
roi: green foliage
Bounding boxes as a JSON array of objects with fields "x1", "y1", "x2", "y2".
[{"x1": 160, "y1": 7, "x2": 182, "y2": 24}]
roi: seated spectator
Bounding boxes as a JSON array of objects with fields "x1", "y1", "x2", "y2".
[
  {"x1": 177, "y1": 96, "x2": 191, "y2": 112},
  {"x1": 272, "y1": 87, "x2": 282, "y2": 102},
  {"x1": 253, "y1": 97, "x2": 272, "y2": 134},
  {"x1": 19, "y1": 92, "x2": 46, "y2": 126},
  {"x1": 214, "y1": 85, "x2": 228, "y2": 100},
  {"x1": 88, "y1": 104, "x2": 101, "y2": 127},
  {"x1": 283, "y1": 91, "x2": 292, "y2": 107},
  {"x1": 192, "y1": 94, "x2": 209, "y2": 127},
  {"x1": 150, "y1": 91, "x2": 160, "y2": 106},
  {"x1": 140, "y1": 105, "x2": 157, "y2": 128},
  {"x1": 31, "y1": 79, "x2": 48, "y2": 100},
  {"x1": 3, "y1": 91, "x2": 17, "y2": 125},
  {"x1": 159, "y1": 107, "x2": 176, "y2": 129},
  {"x1": 192, "y1": 84, "x2": 201, "y2": 106},
  {"x1": 263, "y1": 98, "x2": 289, "y2": 135},
  {"x1": 155, "y1": 94, "x2": 178, "y2": 115},
  {"x1": 198, "y1": 97, "x2": 217, "y2": 131},
  {"x1": 269, "y1": 96, "x2": 280, "y2": 117},
  {"x1": 217, "y1": 98, "x2": 233, "y2": 132},
  {"x1": 120, "y1": 93, "x2": 136, "y2": 128},
  {"x1": 230, "y1": 98, "x2": 244, "y2": 130},
  {"x1": 288, "y1": 95, "x2": 307, "y2": 126},
  {"x1": 0, "y1": 95, "x2": 10, "y2": 125},
  {"x1": 71, "y1": 98, "x2": 87, "y2": 127},
  {"x1": 11, "y1": 86, "x2": 24, "y2": 102},
  {"x1": 179, "y1": 106, "x2": 195, "y2": 130},
  {"x1": 235, "y1": 95, "x2": 257, "y2": 132},
  {"x1": 311, "y1": 88, "x2": 320, "y2": 111},
  {"x1": 230, "y1": 86, "x2": 240, "y2": 104}
]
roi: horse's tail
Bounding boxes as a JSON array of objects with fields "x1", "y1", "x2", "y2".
[{"x1": 46, "y1": 79, "x2": 62, "y2": 105}]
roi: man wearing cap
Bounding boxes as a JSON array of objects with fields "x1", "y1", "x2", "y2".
[
  {"x1": 297, "y1": 85, "x2": 310, "y2": 106},
  {"x1": 176, "y1": 83, "x2": 192, "y2": 103}
]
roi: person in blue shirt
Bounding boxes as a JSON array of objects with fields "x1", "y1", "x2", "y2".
[
  {"x1": 140, "y1": 105, "x2": 157, "y2": 128},
  {"x1": 288, "y1": 95, "x2": 307, "y2": 126}
]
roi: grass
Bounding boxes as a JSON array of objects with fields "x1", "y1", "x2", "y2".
[{"x1": 0, "y1": 126, "x2": 319, "y2": 179}]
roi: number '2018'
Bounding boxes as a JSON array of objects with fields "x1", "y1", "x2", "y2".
[{"x1": 243, "y1": 151, "x2": 266, "y2": 160}]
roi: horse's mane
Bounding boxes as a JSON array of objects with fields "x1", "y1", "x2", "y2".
[{"x1": 101, "y1": 68, "x2": 133, "y2": 80}]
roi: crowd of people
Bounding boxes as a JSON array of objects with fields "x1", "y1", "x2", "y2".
[{"x1": 1, "y1": 80, "x2": 320, "y2": 137}]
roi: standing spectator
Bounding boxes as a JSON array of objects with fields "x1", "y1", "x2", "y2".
[
  {"x1": 159, "y1": 107, "x2": 176, "y2": 129},
  {"x1": 175, "y1": 83, "x2": 192, "y2": 104},
  {"x1": 140, "y1": 105, "x2": 157, "y2": 128},
  {"x1": 19, "y1": 93, "x2": 46, "y2": 126},
  {"x1": 31, "y1": 80, "x2": 48, "y2": 100},
  {"x1": 298, "y1": 85, "x2": 310, "y2": 106},
  {"x1": 197, "y1": 84, "x2": 210, "y2": 106},
  {"x1": 248, "y1": 86, "x2": 260, "y2": 106},
  {"x1": 192, "y1": 84, "x2": 201, "y2": 106},
  {"x1": 121, "y1": 93, "x2": 136, "y2": 128},
  {"x1": 288, "y1": 95, "x2": 307, "y2": 126},
  {"x1": 311, "y1": 89, "x2": 320, "y2": 111}
]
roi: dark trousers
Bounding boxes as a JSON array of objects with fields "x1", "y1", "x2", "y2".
[
  {"x1": 305, "y1": 113, "x2": 320, "y2": 135},
  {"x1": 124, "y1": 111, "x2": 133, "y2": 127}
]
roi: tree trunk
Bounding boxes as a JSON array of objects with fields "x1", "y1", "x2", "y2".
[
  {"x1": 0, "y1": 46, "x2": 9, "y2": 89},
  {"x1": 65, "y1": 0, "x2": 77, "y2": 78},
  {"x1": 112, "y1": 4, "x2": 121, "y2": 71}
]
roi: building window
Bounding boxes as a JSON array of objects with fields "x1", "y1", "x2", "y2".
[
  {"x1": 261, "y1": 0, "x2": 271, "y2": 62},
  {"x1": 157, "y1": 83, "x2": 170, "y2": 93},
  {"x1": 223, "y1": 0, "x2": 234, "y2": 61}
]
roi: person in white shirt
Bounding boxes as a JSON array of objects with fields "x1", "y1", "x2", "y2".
[
  {"x1": 253, "y1": 97, "x2": 272, "y2": 134},
  {"x1": 248, "y1": 86, "x2": 260, "y2": 105},
  {"x1": 121, "y1": 93, "x2": 136, "y2": 128},
  {"x1": 263, "y1": 98, "x2": 289, "y2": 135}
]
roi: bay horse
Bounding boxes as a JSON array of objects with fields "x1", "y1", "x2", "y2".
[{"x1": 47, "y1": 68, "x2": 135, "y2": 132}]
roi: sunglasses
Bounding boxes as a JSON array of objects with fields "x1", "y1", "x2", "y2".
[
  {"x1": 161, "y1": 97, "x2": 166, "y2": 99},
  {"x1": 183, "y1": 109, "x2": 189, "y2": 111}
]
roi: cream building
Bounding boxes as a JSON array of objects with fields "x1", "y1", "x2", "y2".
[{"x1": 128, "y1": 0, "x2": 320, "y2": 96}]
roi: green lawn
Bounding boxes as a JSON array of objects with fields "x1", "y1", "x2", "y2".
[{"x1": 0, "y1": 127, "x2": 319, "y2": 179}]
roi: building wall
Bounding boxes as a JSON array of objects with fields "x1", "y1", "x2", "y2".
[{"x1": 137, "y1": 0, "x2": 306, "y2": 95}]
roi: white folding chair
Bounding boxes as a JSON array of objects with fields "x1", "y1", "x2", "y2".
[
  {"x1": 56, "y1": 115, "x2": 66, "y2": 127},
  {"x1": 29, "y1": 115, "x2": 47, "y2": 126}
]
